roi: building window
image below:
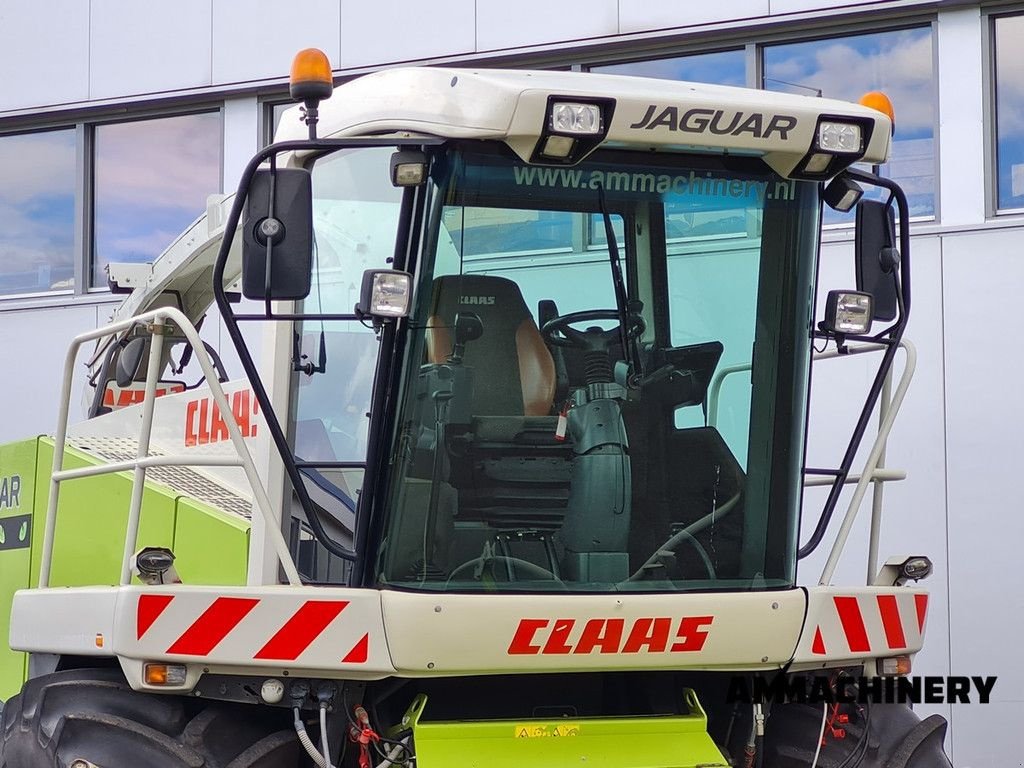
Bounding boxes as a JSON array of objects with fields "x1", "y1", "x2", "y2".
[
  {"x1": 764, "y1": 27, "x2": 936, "y2": 220},
  {"x1": 590, "y1": 49, "x2": 747, "y2": 86},
  {"x1": 93, "y1": 112, "x2": 222, "y2": 287},
  {"x1": 0, "y1": 130, "x2": 76, "y2": 296},
  {"x1": 994, "y1": 14, "x2": 1024, "y2": 212}
]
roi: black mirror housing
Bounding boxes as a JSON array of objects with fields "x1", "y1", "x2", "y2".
[
  {"x1": 115, "y1": 337, "x2": 147, "y2": 387},
  {"x1": 855, "y1": 199, "x2": 899, "y2": 322},
  {"x1": 241, "y1": 167, "x2": 313, "y2": 301}
]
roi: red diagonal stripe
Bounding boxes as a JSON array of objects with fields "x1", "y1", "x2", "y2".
[
  {"x1": 877, "y1": 594, "x2": 907, "y2": 650},
  {"x1": 254, "y1": 601, "x2": 349, "y2": 661},
  {"x1": 834, "y1": 596, "x2": 871, "y2": 653},
  {"x1": 914, "y1": 593, "x2": 929, "y2": 633},
  {"x1": 342, "y1": 633, "x2": 369, "y2": 664},
  {"x1": 166, "y1": 597, "x2": 259, "y2": 656},
  {"x1": 137, "y1": 594, "x2": 174, "y2": 640},
  {"x1": 811, "y1": 626, "x2": 826, "y2": 655}
]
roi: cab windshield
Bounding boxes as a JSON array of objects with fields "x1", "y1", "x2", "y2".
[{"x1": 374, "y1": 146, "x2": 819, "y2": 593}]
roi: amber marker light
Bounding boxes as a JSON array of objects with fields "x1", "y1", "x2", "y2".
[
  {"x1": 289, "y1": 48, "x2": 334, "y2": 139},
  {"x1": 859, "y1": 91, "x2": 895, "y2": 134},
  {"x1": 290, "y1": 48, "x2": 333, "y2": 102},
  {"x1": 143, "y1": 662, "x2": 187, "y2": 686}
]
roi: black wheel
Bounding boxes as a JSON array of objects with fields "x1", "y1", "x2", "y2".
[{"x1": 0, "y1": 668, "x2": 302, "y2": 768}]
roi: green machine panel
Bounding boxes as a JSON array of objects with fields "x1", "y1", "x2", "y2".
[
  {"x1": 400, "y1": 689, "x2": 729, "y2": 768},
  {"x1": 0, "y1": 439, "x2": 38, "y2": 701}
]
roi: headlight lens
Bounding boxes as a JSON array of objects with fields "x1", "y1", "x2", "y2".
[
  {"x1": 550, "y1": 102, "x2": 602, "y2": 135},
  {"x1": 818, "y1": 121, "x2": 863, "y2": 153}
]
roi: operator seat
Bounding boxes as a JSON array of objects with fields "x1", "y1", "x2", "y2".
[{"x1": 426, "y1": 274, "x2": 556, "y2": 417}]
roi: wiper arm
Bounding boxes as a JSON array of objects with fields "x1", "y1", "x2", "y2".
[{"x1": 596, "y1": 184, "x2": 643, "y2": 379}]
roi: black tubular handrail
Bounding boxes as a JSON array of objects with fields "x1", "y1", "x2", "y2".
[{"x1": 797, "y1": 167, "x2": 912, "y2": 559}]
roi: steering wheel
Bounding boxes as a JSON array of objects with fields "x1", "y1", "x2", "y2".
[
  {"x1": 541, "y1": 309, "x2": 645, "y2": 350},
  {"x1": 446, "y1": 555, "x2": 566, "y2": 588}
]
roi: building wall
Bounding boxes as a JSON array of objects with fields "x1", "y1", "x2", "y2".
[{"x1": 2, "y1": 1, "x2": 1022, "y2": 764}]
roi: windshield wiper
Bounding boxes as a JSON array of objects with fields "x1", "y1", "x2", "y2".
[{"x1": 595, "y1": 184, "x2": 644, "y2": 381}]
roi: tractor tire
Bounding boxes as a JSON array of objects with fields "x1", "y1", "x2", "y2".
[
  {"x1": 0, "y1": 668, "x2": 303, "y2": 768},
  {"x1": 764, "y1": 700, "x2": 953, "y2": 767}
]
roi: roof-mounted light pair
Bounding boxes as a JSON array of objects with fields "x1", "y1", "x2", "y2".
[
  {"x1": 532, "y1": 97, "x2": 615, "y2": 165},
  {"x1": 795, "y1": 91, "x2": 895, "y2": 181}
]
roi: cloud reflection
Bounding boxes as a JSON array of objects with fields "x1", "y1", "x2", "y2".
[
  {"x1": 996, "y1": 14, "x2": 1024, "y2": 207},
  {"x1": 93, "y1": 111, "x2": 222, "y2": 285},
  {"x1": 0, "y1": 130, "x2": 76, "y2": 294},
  {"x1": 765, "y1": 27, "x2": 936, "y2": 217},
  {"x1": 592, "y1": 49, "x2": 747, "y2": 87}
]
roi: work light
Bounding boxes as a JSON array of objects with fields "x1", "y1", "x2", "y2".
[
  {"x1": 356, "y1": 270, "x2": 413, "y2": 319},
  {"x1": 821, "y1": 290, "x2": 873, "y2": 335},
  {"x1": 549, "y1": 102, "x2": 603, "y2": 134}
]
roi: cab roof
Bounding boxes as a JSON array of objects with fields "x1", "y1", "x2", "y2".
[{"x1": 275, "y1": 67, "x2": 892, "y2": 178}]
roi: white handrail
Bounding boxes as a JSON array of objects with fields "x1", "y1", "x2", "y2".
[
  {"x1": 819, "y1": 340, "x2": 916, "y2": 585},
  {"x1": 38, "y1": 306, "x2": 301, "y2": 588}
]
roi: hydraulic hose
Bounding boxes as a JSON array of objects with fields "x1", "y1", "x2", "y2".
[{"x1": 294, "y1": 708, "x2": 333, "y2": 768}]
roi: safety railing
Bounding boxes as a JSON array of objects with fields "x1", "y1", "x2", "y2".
[
  {"x1": 38, "y1": 307, "x2": 301, "y2": 588},
  {"x1": 705, "y1": 340, "x2": 917, "y2": 586}
]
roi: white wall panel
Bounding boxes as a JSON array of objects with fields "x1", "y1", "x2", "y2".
[
  {"x1": 0, "y1": 1, "x2": 89, "y2": 111},
  {"x1": 476, "y1": 0, "x2": 617, "y2": 52},
  {"x1": 213, "y1": 0, "x2": 340, "y2": 84},
  {"x1": 89, "y1": 0, "x2": 213, "y2": 100},
  {"x1": 948, "y1": 701, "x2": 1019, "y2": 766},
  {"x1": 0, "y1": 303, "x2": 115, "y2": 444},
  {"x1": 944, "y1": 228, "x2": 1024, "y2": 711},
  {"x1": 618, "y1": 0, "x2": 768, "y2": 34},
  {"x1": 340, "y1": 0, "x2": 475, "y2": 68}
]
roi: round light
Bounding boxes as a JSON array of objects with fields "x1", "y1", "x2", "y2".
[
  {"x1": 290, "y1": 48, "x2": 333, "y2": 103},
  {"x1": 859, "y1": 91, "x2": 895, "y2": 133}
]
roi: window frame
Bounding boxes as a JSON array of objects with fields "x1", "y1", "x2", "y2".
[
  {"x1": 0, "y1": 103, "x2": 224, "y2": 302},
  {"x1": 986, "y1": 8, "x2": 1024, "y2": 217}
]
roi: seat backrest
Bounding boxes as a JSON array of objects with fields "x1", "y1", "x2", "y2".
[{"x1": 426, "y1": 274, "x2": 555, "y2": 416}]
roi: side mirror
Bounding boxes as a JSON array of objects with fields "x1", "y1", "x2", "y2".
[
  {"x1": 855, "y1": 199, "x2": 900, "y2": 322},
  {"x1": 241, "y1": 167, "x2": 313, "y2": 301},
  {"x1": 115, "y1": 337, "x2": 147, "y2": 387}
]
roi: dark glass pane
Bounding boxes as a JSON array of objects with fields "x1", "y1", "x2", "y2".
[
  {"x1": 592, "y1": 49, "x2": 747, "y2": 87},
  {"x1": 764, "y1": 28, "x2": 936, "y2": 219},
  {"x1": 93, "y1": 112, "x2": 222, "y2": 286},
  {"x1": 0, "y1": 130, "x2": 76, "y2": 295},
  {"x1": 996, "y1": 15, "x2": 1024, "y2": 210}
]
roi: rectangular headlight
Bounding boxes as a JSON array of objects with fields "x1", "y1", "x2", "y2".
[
  {"x1": 822, "y1": 290, "x2": 873, "y2": 335},
  {"x1": 549, "y1": 102, "x2": 602, "y2": 135},
  {"x1": 357, "y1": 269, "x2": 412, "y2": 319},
  {"x1": 817, "y1": 121, "x2": 863, "y2": 153}
]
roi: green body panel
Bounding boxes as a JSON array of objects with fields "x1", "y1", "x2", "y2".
[
  {"x1": 173, "y1": 497, "x2": 249, "y2": 585},
  {"x1": 0, "y1": 436, "x2": 250, "y2": 700},
  {"x1": 32, "y1": 440, "x2": 177, "y2": 587},
  {"x1": 0, "y1": 439, "x2": 38, "y2": 701},
  {"x1": 401, "y1": 690, "x2": 729, "y2": 768}
]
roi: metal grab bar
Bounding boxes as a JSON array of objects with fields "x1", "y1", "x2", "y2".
[
  {"x1": 818, "y1": 340, "x2": 916, "y2": 585},
  {"x1": 39, "y1": 306, "x2": 301, "y2": 588}
]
